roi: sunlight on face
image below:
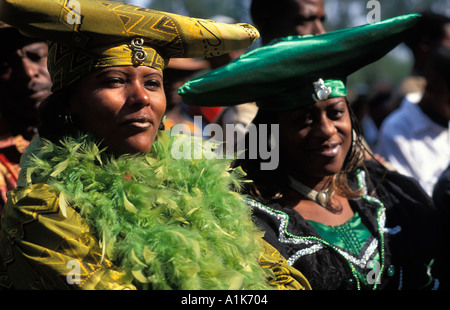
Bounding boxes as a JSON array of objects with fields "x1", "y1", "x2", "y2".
[
  {"x1": 276, "y1": 97, "x2": 352, "y2": 180},
  {"x1": 69, "y1": 65, "x2": 166, "y2": 156}
]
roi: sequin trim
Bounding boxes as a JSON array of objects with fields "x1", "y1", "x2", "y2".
[
  {"x1": 246, "y1": 199, "x2": 318, "y2": 247},
  {"x1": 286, "y1": 244, "x2": 324, "y2": 266},
  {"x1": 247, "y1": 197, "x2": 382, "y2": 268},
  {"x1": 246, "y1": 168, "x2": 389, "y2": 290}
]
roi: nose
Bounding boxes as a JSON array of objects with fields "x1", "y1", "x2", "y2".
[
  {"x1": 314, "y1": 114, "x2": 337, "y2": 138},
  {"x1": 311, "y1": 20, "x2": 326, "y2": 35},
  {"x1": 126, "y1": 82, "x2": 150, "y2": 107},
  {"x1": 16, "y1": 50, "x2": 39, "y2": 81}
]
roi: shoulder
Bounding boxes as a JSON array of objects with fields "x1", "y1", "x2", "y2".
[
  {"x1": 245, "y1": 198, "x2": 289, "y2": 242},
  {"x1": 1, "y1": 184, "x2": 135, "y2": 290},
  {"x1": 3, "y1": 183, "x2": 61, "y2": 220},
  {"x1": 1, "y1": 183, "x2": 90, "y2": 241},
  {"x1": 356, "y1": 161, "x2": 433, "y2": 215}
]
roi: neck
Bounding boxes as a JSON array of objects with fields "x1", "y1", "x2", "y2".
[
  {"x1": 288, "y1": 174, "x2": 335, "y2": 208},
  {"x1": 288, "y1": 172, "x2": 334, "y2": 193}
]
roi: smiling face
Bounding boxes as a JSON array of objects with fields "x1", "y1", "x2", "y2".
[
  {"x1": 276, "y1": 97, "x2": 352, "y2": 182},
  {"x1": 69, "y1": 65, "x2": 166, "y2": 156}
]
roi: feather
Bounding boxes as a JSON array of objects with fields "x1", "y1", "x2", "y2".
[
  {"x1": 23, "y1": 132, "x2": 274, "y2": 290},
  {"x1": 58, "y1": 191, "x2": 68, "y2": 218},
  {"x1": 123, "y1": 193, "x2": 138, "y2": 214}
]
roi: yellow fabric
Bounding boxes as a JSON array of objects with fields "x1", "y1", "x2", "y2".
[
  {"x1": 0, "y1": 183, "x2": 310, "y2": 290},
  {"x1": 46, "y1": 39, "x2": 167, "y2": 91},
  {"x1": 0, "y1": 183, "x2": 135, "y2": 289},
  {"x1": 0, "y1": 0, "x2": 259, "y2": 91},
  {"x1": 259, "y1": 241, "x2": 312, "y2": 290}
]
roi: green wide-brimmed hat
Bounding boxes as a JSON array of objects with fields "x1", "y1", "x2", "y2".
[
  {"x1": 179, "y1": 14, "x2": 421, "y2": 111},
  {"x1": 0, "y1": 0, "x2": 259, "y2": 92}
]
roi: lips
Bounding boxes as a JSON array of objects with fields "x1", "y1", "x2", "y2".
[
  {"x1": 120, "y1": 115, "x2": 154, "y2": 129},
  {"x1": 311, "y1": 143, "x2": 341, "y2": 157},
  {"x1": 29, "y1": 89, "x2": 51, "y2": 101}
]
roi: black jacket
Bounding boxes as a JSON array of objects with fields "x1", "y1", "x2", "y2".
[{"x1": 249, "y1": 161, "x2": 445, "y2": 290}]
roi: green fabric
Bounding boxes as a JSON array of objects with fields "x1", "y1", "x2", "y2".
[
  {"x1": 13, "y1": 131, "x2": 275, "y2": 290},
  {"x1": 307, "y1": 212, "x2": 380, "y2": 287},
  {"x1": 179, "y1": 13, "x2": 420, "y2": 111},
  {"x1": 308, "y1": 212, "x2": 374, "y2": 256},
  {"x1": 0, "y1": 0, "x2": 259, "y2": 91}
]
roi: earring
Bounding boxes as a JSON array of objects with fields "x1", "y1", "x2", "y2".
[{"x1": 63, "y1": 113, "x2": 73, "y2": 125}]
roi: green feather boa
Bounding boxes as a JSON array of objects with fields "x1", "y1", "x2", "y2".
[{"x1": 21, "y1": 132, "x2": 273, "y2": 290}]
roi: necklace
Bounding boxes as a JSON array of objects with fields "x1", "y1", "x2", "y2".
[{"x1": 288, "y1": 175, "x2": 335, "y2": 208}]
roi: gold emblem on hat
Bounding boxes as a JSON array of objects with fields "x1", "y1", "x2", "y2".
[
  {"x1": 312, "y1": 78, "x2": 332, "y2": 102},
  {"x1": 131, "y1": 37, "x2": 148, "y2": 64}
]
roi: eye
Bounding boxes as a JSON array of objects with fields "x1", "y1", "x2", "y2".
[
  {"x1": 26, "y1": 51, "x2": 47, "y2": 63},
  {"x1": 144, "y1": 79, "x2": 162, "y2": 90},
  {"x1": 328, "y1": 108, "x2": 345, "y2": 120},
  {"x1": 103, "y1": 77, "x2": 125, "y2": 87}
]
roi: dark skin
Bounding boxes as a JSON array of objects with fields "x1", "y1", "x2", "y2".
[
  {"x1": 418, "y1": 66, "x2": 450, "y2": 128},
  {"x1": 411, "y1": 23, "x2": 450, "y2": 75},
  {"x1": 0, "y1": 30, "x2": 52, "y2": 140},
  {"x1": 257, "y1": 0, "x2": 326, "y2": 45},
  {"x1": 69, "y1": 66, "x2": 166, "y2": 156},
  {"x1": 275, "y1": 97, "x2": 354, "y2": 226}
]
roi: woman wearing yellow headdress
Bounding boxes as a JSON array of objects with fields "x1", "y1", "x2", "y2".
[{"x1": 0, "y1": 0, "x2": 311, "y2": 290}]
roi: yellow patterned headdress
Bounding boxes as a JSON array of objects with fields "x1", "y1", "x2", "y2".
[{"x1": 0, "y1": 0, "x2": 259, "y2": 91}]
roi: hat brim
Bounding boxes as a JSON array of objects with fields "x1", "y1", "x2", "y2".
[{"x1": 179, "y1": 14, "x2": 421, "y2": 111}]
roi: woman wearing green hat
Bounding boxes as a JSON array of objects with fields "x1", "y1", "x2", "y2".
[
  {"x1": 0, "y1": 0, "x2": 311, "y2": 290},
  {"x1": 180, "y1": 14, "x2": 446, "y2": 289}
]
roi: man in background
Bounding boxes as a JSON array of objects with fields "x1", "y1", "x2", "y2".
[
  {"x1": 377, "y1": 45, "x2": 450, "y2": 197},
  {"x1": 214, "y1": 0, "x2": 326, "y2": 149},
  {"x1": 0, "y1": 22, "x2": 52, "y2": 209}
]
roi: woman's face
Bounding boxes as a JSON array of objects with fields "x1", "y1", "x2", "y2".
[
  {"x1": 69, "y1": 65, "x2": 166, "y2": 155},
  {"x1": 276, "y1": 97, "x2": 352, "y2": 180}
]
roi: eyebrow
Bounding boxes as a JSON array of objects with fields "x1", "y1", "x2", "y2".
[
  {"x1": 95, "y1": 69, "x2": 129, "y2": 78},
  {"x1": 12, "y1": 43, "x2": 47, "y2": 56},
  {"x1": 330, "y1": 100, "x2": 346, "y2": 106},
  {"x1": 95, "y1": 69, "x2": 162, "y2": 79},
  {"x1": 25, "y1": 45, "x2": 47, "y2": 53},
  {"x1": 300, "y1": 100, "x2": 346, "y2": 112}
]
